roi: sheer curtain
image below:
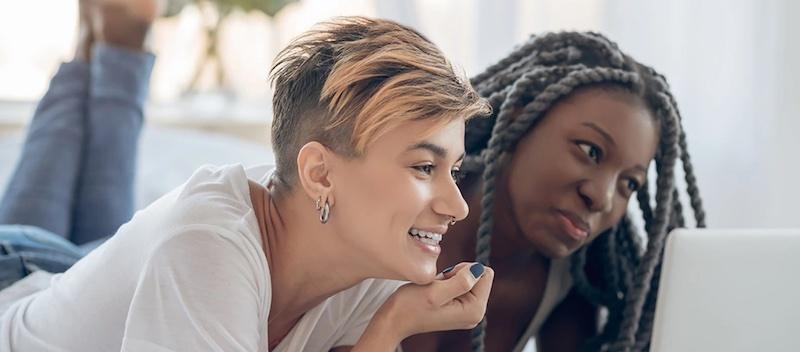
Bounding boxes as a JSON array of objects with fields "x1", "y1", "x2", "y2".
[
  {"x1": 376, "y1": 0, "x2": 800, "y2": 229},
  {"x1": 0, "y1": 0, "x2": 797, "y2": 227},
  {"x1": 602, "y1": 0, "x2": 799, "y2": 229}
]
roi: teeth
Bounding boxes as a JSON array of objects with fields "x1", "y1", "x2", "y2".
[
  {"x1": 408, "y1": 228, "x2": 443, "y2": 242},
  {"x1": 417, "y1": 236, "x2": 440, "y2": 246}
]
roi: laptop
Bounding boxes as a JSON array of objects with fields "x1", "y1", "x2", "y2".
[{"x1": 650, "y1": 228, "x2": 800, "y2": 352}]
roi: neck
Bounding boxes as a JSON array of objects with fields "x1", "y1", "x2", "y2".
[{"x1": 249, "y1": 181, "x2": 369, "y2": 324}]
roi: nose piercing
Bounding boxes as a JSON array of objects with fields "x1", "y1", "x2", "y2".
[{"x1": 449, "y1": 217, "x2": 457, "y2": 226}]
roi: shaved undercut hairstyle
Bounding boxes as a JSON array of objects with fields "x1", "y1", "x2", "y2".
[{"x1": 269, "y1": 16, "x2": 491, "y2": 188}]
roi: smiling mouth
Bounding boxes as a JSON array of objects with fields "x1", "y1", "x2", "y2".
[{"x1": 408, "y1": 228, "x2": 443, "y2": 246}]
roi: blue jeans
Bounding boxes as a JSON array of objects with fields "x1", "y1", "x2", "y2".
[
  {"x1": 0, "y1": 226, "x2": 91, "y2": 290},
  {"x1": 0, "y1": 44, "x2": 154, "y2": 290}
]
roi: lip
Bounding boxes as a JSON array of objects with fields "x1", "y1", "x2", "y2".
[
  {"x1": 555, "y1": 210, "x2": 590, "y2": 241},
  {"x1": 407, "y1": 227, "x2": 444, "y2": 256},
  {"x1": 410, "y1": 226, "x2": 448, "y2": 235},
  {"x1": 407, "y1": 234, "x2": 442, "y2": 256}
]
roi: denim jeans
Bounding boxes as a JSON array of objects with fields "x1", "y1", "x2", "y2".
[
  {"x1": 0, "y1": 225, "x2": 88, "y2": 290},
  {"x1": 0, "y1": 44, "x2": 153, "y2": 290}
]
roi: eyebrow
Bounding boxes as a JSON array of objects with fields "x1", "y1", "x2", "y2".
[
  {"x1": 581, "y1": 122, "x2": 616, "y2": 147},
  {"x1": 407, "y1": 142, "x2": 465, "y2": 162},
  {"x1": 632, "y1": 165, "x2": 648, "y2": 175}
]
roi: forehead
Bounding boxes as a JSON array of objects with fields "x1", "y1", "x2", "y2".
[
  {"x1": 545, "y1": 87, "x2": 654, "y2": 131},
  {"x1": 533, "y1": 87, "x2": 659, "y2": 158},
  {"x1": 364, "y1": 118, "x2": 466, "y2": 159}
]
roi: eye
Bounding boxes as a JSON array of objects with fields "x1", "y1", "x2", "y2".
[
  {"x1": 577, "y1": 142, "x2": 602, "y2": 163},
  {"x1": 626, "y1": 178, "x2": 641, "y2": 192},
  {"x1": 450, "y1": 168, "x2": 463, "y2": 183},
  {"x1": 412, "y1": 164, "x2": 435, "y2": 176}
]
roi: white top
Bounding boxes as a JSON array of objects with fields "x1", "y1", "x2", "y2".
[
  {"x1": 515, "y1": 257, "x2": 574, "y2": 352},
  {"x1": 0, "y1": 164, "x2": 403, "y2": 352}
]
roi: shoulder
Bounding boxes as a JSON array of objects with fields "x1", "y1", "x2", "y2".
[
  {"x1": 163, "y1": 164, "x2": 263, "y2": 233},
  {"x1": 182, "y1": 163, "x2": 275, "y2": 193},
  {"x1": 123, "y1": 227, "x2": 269, "y2": 351},
  {"x1": 145, "y1": 226, "x2": 267, "y2": 284},
  {"x1": 178, "y1": 164, "x2": 251, "y2": 201}
]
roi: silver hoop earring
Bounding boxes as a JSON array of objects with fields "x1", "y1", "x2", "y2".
[
  {"x1": 449, "y1": 217, "x2": 457, "y2": 226},
  {"x1": 319, "y1": 200, "x2": 331, "y2": 224}
]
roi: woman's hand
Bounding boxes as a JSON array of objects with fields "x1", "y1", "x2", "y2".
[
  {"x1": 390, "y1": 262, "x2": 494, "y2": 335},
  {"x1": 353, "y1": 262, "x2": 494, "y2": 351}
]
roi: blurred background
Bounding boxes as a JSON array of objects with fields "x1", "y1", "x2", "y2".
[{"x1": 0, "y1": 0, "x2": 798, "y2": 228}]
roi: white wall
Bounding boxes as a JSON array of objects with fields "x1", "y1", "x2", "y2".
[
  {"x1": 1, "y1": 0, "x2": 797, "y2": 228},
  {"x1": 377, "y1": 0, "x2": 800, "y2": 229},
  {"x1": 601, "y1": 0, "x2": 799, "y2": 228}
]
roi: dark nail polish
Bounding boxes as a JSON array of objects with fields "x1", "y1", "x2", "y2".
[
  {"x1": 441, "y1": 266, "x2": 455, "y2": 274},
  {"x1": 469, "y1": 263, "x2": 485, "y2": 278}
]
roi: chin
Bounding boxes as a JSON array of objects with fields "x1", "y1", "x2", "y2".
[
  {"x1": 535, "y1": 237, "x2": 577, "y2": 260},
  {"x1": 546, "y1": 246, "x2": 577, "y2": 259},
  {"x1": 408, "y1": 276, "x2": 435, "y2": 285},
  {"x1": 527, "y1": 227, "x2": 582, "y2": 260},
  {"x1": 402, "y1": 262, "x2": 438, "y2": 285}
]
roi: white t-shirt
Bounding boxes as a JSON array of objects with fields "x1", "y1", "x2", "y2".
[{"x1": 0, "y1": 164, "x2": 404, "y2": 352}]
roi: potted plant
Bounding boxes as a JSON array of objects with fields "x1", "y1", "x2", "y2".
[{"x1": 163, "y1": 0, "x2": 296, "y2": 94}]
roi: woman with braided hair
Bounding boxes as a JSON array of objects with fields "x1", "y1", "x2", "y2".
[{"x1": 402, "y1": 32, "x2": 706, "y2": 352}]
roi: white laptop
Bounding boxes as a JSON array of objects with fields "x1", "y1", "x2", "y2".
[{"x1": 650, "y1": 228, "x2": 800, "y2": 352}]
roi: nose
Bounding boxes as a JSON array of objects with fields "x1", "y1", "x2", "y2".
[
  {"x1": 578, "y1": 174, "x2": 615, "y2": 213},
  {"x1": 432, "y1": 177, "x2": 469, "y2": 222}
]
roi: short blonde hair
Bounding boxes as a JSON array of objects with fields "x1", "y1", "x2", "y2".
[{"x1": 269, "y1": 16, "x2": 490, "y2": 186}]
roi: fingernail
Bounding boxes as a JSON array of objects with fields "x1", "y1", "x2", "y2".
[
  {"x1": 469, "y1": 263, "x2": 484, "y2": 278},
  {"x1": 441, "y1": 266, "x2": 455, "y2": 274}
]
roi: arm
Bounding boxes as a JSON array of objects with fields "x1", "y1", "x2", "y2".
[
  {"x1": 330, "y1": 281, "x2": 404, "y2": 352},
  {"x1": 348, "y1": 308, "x2": 403, "y2": 352},
  {"x1": 536, "y1": 288, "x2": 597, "y2": 352}
]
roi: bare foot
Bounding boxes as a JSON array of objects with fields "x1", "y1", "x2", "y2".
[
  {"x1": 89, "y1": 0, "x2": 163, "y2": 51},
  {"x1": 102, "y1": 0, "x2": 162, "y2": 23}
]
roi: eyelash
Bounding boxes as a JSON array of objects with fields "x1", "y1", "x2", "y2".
[
  {"x1": 576, "y1": 141, "x2": 642, "y2": 194},
  {"x1": 413, "y1": 164, "x2": 434, "y2": 175},
  {"x1": 451, "y1": 168, "x2": 464, "y2": 183},
  {"x1": 626, "y1": 178, "x2": 641, "y2": 192},
  {"x1": 412, "y1": 164, "x2": 463, "y2": 183},
  {"x1": 576, "y1": 141, "x2": 603, "y2": 163}
]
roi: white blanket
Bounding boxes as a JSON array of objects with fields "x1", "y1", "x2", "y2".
[{"x1": 0, "y1": 126, "x2": 274, "y2": 210}]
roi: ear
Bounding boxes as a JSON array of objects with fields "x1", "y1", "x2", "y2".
[{"x1": 296, "y1": 141, "x2": 336, "y2": 206}]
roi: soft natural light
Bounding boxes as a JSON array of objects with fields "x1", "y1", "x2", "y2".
[
  {"x1": 0, "y1": 1, "x2": 78, "y2": 100},
  {"x1": 1, "y1": 0, "x2": 800, "y2": 229}
]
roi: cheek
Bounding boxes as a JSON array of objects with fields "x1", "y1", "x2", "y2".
[
  {"x1": 331, "y1": 168, "x2": 391, "y2": 238},
  {"x1": 383, "y1": 176, "x2": 430, "y2": 222},
  {"x1": 506, "y1": 146, "x2": 583, "y2": 209},
  {"x1": 593, "y1": 197, "x2": 632, "y2": 238},
  {"x1": 334, "y1": 167, "x2": 428, "y2": 236}
]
